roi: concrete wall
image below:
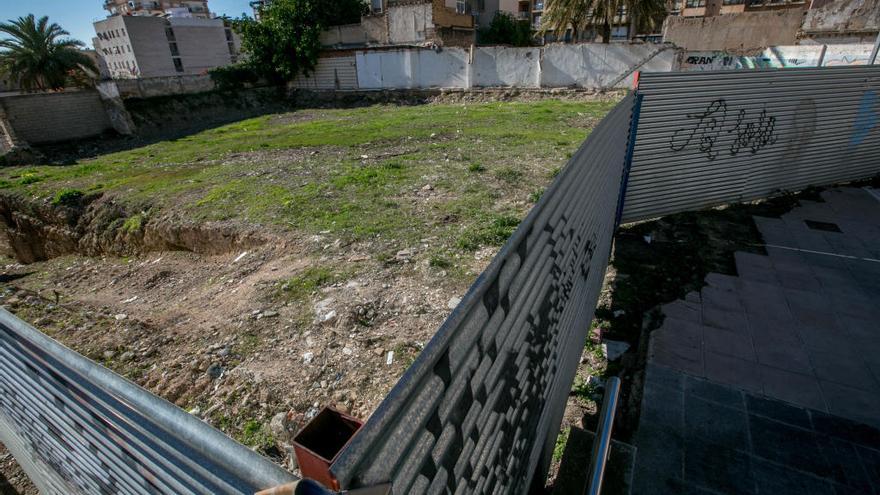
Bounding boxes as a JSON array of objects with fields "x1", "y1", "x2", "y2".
[
  {"x1": 802, "y1": 0, "x2": 880, "y2": 39},
  {"x1": 388, "y1": 3, "x2": 433, "y2": 44},
  {"x1": 356, "y1": 48, "x2": 469, "y2": 88},
  {"x1": 541, "y1": 44, "x2": 677, "y2": 88},
  {"x1": 114, "y1": 74, "x2": 217, "y2": 98},
  {"x1": 662, "y1": 9, "x2": 805, "y2": 51},
  {"x1": 0, "y1": 91, "x2": 112, "y2": 144},
  {"x1": 472, "y1": 46, "x2": 541, "y2": 87},
  {"x1": 321, "y1": 24, "x2": 374, "y2": 47},
  {"x1": 679, "y1": 43, "x2": 874, "y2": 70},
  {"x1": 353, "y1": 43, "x2": 678, "y2": 90}
]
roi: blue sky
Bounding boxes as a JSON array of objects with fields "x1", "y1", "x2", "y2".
[{"x1": 0, "y1": 0, "x2": 254, "y2": 45}]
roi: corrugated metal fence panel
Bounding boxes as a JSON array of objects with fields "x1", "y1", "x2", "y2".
[
  {"x1": 622, "y1": 65, "x2": 880, "y2": 222},
  {"x1": 0, "y1": 308, "x2": 297, "y2": 494},
  {"x1": 331, "y1": 95, "x2": 637, "y2": 494},
  {"x1": 292, "y1": 56, "x2": 359, "y2": 90}
]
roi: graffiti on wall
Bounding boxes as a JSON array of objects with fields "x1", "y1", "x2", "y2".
[
  {"x1": 851, "y1": 90, "x2": 878, "y2": 147},
  {"x1": 670, "y1": 99, "x2": 778, "y2": 160}
]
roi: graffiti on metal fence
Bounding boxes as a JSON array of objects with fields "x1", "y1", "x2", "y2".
[
  {"x1": 670, "y1": 99, "x2": 777, "y2": 160},
  {"x1": 850, "y1": 90, "x2": 877, "y2": 147}
]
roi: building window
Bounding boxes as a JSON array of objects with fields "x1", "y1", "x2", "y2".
[
  {"x1": 121, "y1": 28, "x2": 126, "y2": 36},
  {"x1": 227, "y1": 42, "x2": 235, "y2": 55},
  {"x1": 169, "y1": 42, "x2": 180, "y2": 56},
  {"x1": 225, "y1": 29, "x2": 233, "y2": 41},
  {"x1": 173, "y1": 58, "x2": 184, "y2": 73},
  {"x1": 165, "y1": 27, "x2": 176, "y2": 41},
  {"x1": 685, "y1": 0, "x2": 705, "y2": 7}
]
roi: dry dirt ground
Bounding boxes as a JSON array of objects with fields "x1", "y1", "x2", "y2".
[{"x1": 0, "y1": 95, "x2": 621, "y2": 491}]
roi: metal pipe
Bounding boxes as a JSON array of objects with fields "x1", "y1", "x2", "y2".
[{"x1": 584, "y1": 376, "x2": 621, "y2": 495}]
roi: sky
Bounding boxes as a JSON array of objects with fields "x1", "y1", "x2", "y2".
[{"x1": 0, "y1": 0, "x2": 254, "y2": 45}]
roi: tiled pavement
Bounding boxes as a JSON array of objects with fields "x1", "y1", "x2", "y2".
[{"x1": 632, "y1": 187, "x2": 880, "y2": 494}]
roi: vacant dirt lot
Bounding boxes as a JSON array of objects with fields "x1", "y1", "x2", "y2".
[{"x1": 0, "y1": 96, "x2": 619, "y2": 487}]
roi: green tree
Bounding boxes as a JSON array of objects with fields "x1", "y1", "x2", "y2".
[
  {"x1": 0, "y1": 14, "x2": 97, "y2": 92},
  {"x1": 541, "y1": 0, "x2": 666, "y2": 43},
  {"x1": 227, "y1": 0, "x2": 367, "y2": 85},
  {"x1": 478, "y1": 12, "x2": 533, "y2": 46}
]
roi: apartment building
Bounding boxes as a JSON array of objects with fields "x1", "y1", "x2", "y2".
[
  {"x1": 93, "y1": 14, "x2": 239, "y2": 79},
  {"x1": 103, "y1": 0, "x2": 211, "y2": 18},
  {"x1": 675, "y1": 0, "x2": 806, "y2": 18}
]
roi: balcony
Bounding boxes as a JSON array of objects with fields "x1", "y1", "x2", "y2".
[
  {"x1": 517, "y1": 11, "x2": 531, "y2": 19},
  {"x1": 533, "y1": 1, "x2": 544, "y2": 10}
]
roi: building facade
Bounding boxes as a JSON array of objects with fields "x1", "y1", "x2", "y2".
[
  {"x1": 93, "y1": 15, "x2": 239, "y2": 79},
  {"x1": 103, "y1": 0, "x2": 211, "y2": 18}
]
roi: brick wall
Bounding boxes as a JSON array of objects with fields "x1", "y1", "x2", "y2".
[{"x1": 0, "y1": 91, "x2": 112, "y2": 144}]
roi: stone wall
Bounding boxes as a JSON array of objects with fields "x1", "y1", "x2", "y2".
[
  {"x1": 662, "y1": 9, "x2": 806, "y2": 51},
  {"x1": 0, "y1": 91, "x2": 113, "y2": 145}
]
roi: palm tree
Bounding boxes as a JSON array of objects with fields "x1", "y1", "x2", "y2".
[
  {"x1": 0, "y1": 14, "x2": 97, "y2": 92},
  {"x1": 541, "y1": 0, "x2": 666, "y2": 43}
]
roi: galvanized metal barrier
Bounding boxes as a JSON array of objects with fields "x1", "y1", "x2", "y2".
[
  {"x1": 329, "y1": 94, "x2": 639, "y2": 493},
  {"x1": 584, "y1": 376, "x2": 621, "y2": 495},
  {"x1": 622, "y1": 65, "x2": 880, "y2": 222},
  {"x1": 0, "y1": 307, "x2": 297, "y2": 494}
]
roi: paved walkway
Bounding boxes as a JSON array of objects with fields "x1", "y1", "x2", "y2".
[{"x1": 632, "y1": 187, "x2": 880, "y2": 494}]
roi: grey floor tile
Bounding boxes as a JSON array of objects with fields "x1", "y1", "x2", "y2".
[
  {"x1": 663, "y1": 300, "x2": 702, "y2": 323},
  {"x1": 703, "y1": 306, "x2": 750, "y2": 334},
  {"x1": 820, "y1": 381, "x2": 880, "y2": 429},
  {"x1": 737, "y1": 252, "x2": 774, "y2": 270},
  {"x1": 855, "y1": 445, "x2": 880, "y2": 494},
  {"x1": 749, "y1": 316, "x2": 802, "y2": 345},
  {"x1": 796, "y1": 320, "x2": 850, "y2": 353},
  {"x1": 754, "y1": 336, "x2": 814, "y2": 375},
  {"x1": 810, "y1": 411, "x2": 880, "y2": 451},
  {"x1": 705, "y1": 352, "x2": 764, "y2": 394},
  {"x1": 749, "y1": 415, "x2": 830, "y2": 478},
  {"x1": 651, "y1": 337, "x2": 705, "y2": 376},
  {"x1": 634, "y1": 420, "x2": 685, "y2": 480},
  {"x1": 685, "y1": 395, "x2": 750, "y2": 451},
  {"x1": 685, "y1": 375, "x2": 745, "y2": 408},
  {"x1": 643, "y1": 381, "x2": 685, "y2": 432},
  {"x1": 705, "y1": 327, "x2": 757, "y2": 362},
  {"x1": 655, "y1": 317, "x2": 705, "y2": 350},
  {"x1": 815, "y1": 435, "x2": 873, "y2": 492},
  {"x1": 706, "y1": 272, "x2": 741, "y2": 292},
  {"x1": 751, "y1": 461, "x2": 835, "y2": 495},
  {"x1": 684, "y1": 437, "x2": 755, "y2": 495},
  {"x1": 645, "y1": 363, "x2": 684, "y2": 392},
  {"x1": 809, "y1": 351, "x2": 879, "y2": 393},
  {"x1": 703, "y1": 286, "x2": 744, "y2": 312},
  {"x1": 777, "y1": 269, "x2": 824, "y2": 292},
  {"x1": 745, "y1": 394, "x2": 812, "y2": 430},
  {"x1": 759, "y1": 366, "x2": 826, "y2": 411}
]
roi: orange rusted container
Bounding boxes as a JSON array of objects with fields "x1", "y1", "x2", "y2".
[{"x1": 293, "y1": 407, "x2": 363, "y2": 491}]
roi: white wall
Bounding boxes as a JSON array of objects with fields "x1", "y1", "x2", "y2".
[
  {"x1": 356, "y1": 48, "x2": 469, "y2": 89},
  {"x1": 354, "y1": 44, "x2": 677, "y2": 90},
  {"x1": 472, "y1": 47, "x2": 541, "y2": 88},
  {"x1": 541, "y1": 44, "x2": 676, "y2": 89},
  {"x1": 388, "y1": 3, "x2": 433, "y2": 44}
]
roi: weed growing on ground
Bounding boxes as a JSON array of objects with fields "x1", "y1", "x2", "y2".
[
  {"x1": 495, "y1": 166, "x2": 523, "y2": 184},
  {"x1": 52, "y1": 189, "x2": 84, "y2": 206}
]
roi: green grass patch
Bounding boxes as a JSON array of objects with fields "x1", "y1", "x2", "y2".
[
  {"x1": 553, "y1": 427, "x2": 570, "y2": 463},
  {"x1": 494, "y1": 166, "x2": 523, "y2": 184},
  {"x1": 122, "y1": 213, "x2": 145, "y2": 233},
  {"x1": 458, "y1": 214, "x2": 520, "y2": 251},
  {"x1": 52, "y1": 189, "x2": 84, "y2": 206},
  {"x1": 279, "y1": 266, "x2": 343, "y2": 301}
]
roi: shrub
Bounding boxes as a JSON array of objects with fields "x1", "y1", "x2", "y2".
[
  {"x1": 209, "y1": 63, "x2": 260, "y2": 92},
  {"x1": 52, "y1": 188, "x2": 84, "y2": 206}
]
